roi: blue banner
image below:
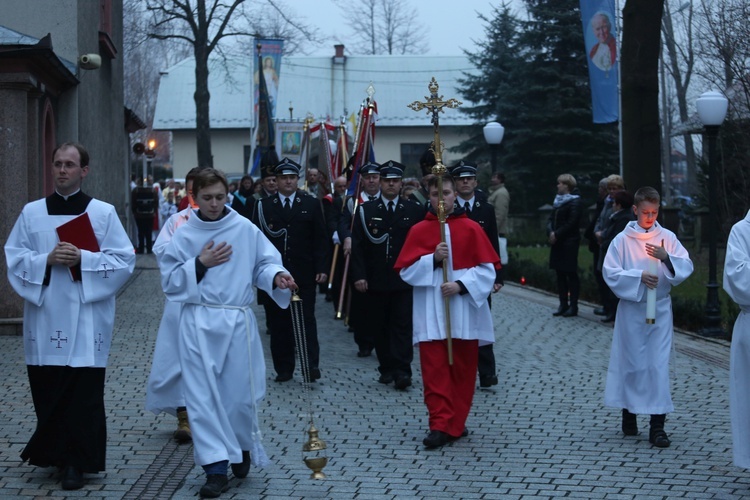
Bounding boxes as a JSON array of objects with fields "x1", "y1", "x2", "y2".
[{"x1": 580, "y1": 0, "x2": 619, "y2": 123}]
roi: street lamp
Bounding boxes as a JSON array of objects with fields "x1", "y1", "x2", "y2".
[
  {"x1": 696, "y1": 90, "x2": 728, "y2": 337},
  {"x1": 146, "y1": 139, "x2": 157, "y2": 184},
  {"x1": 483, "y1": 121, "x2": 505, "y2": 173}
]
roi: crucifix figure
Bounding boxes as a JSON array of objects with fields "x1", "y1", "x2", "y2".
[
  {"x1": 21, "y1": 270, "x2": 28, "y2": 287},
  {"x1": 407, "y1": 77, "x2": 462, "y2": 365},
  {"x1": 95, "y1": 333, "x2": 104, "y2": 352}
]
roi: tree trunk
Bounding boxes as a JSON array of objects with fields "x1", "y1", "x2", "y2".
[
  {"x1": 621, "y1": 0, "x2": 665, "y2": 193},
  {"x1": 194, "y1": 45, "x2": 212, "y2": 169}
]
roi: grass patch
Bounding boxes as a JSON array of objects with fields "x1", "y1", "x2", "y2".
[{"x1": 504, "y1": 244, "x2": 738, "y2": 337}]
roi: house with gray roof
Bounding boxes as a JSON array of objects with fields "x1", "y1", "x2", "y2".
[{"x1": 153, "y1": 45, "x2": 478, "y2": 179}]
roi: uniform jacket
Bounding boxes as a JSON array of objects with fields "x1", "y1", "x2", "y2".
[
  {"x1": 252, "y1": 190, "x2": 329, "y2": 286},
  {"x1": 350, "y1": 197, "x2": 426, "y2": 292}
]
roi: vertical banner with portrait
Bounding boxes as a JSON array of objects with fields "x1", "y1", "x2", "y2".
[
  {"x1": 275, "y1": 121, "x2": 305, "y2": 165},
  {"x1": 580, "y1": 1, "x2": 619, "y2": 123},
  {"x1": 253, "y1": 38, "x2": 283, "y2": 119}
]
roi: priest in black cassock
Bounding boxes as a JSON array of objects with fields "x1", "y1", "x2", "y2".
[{"x1": 5, "y1": 143, "x2": 135, "y2": 490}]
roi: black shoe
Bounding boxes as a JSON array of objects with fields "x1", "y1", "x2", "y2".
[
  {"x1": 378, "y1": 373, "x2": 394, "y2": 385},
  {"x1": 622, "y1": 409, "x2": 638, "y2": 436},
  {"x1": 649, "y1": 429, "x2": 671, "y2": 448},
  {"x1": 552, "y1": 305, "x2": 568, "y2": 316},
  {"x1": 357, "y1": 348, "x2": 372, "y2": 358},
  {"x1": 594, "y1": 307, "x2": 606, "y2": 316},
  {"x1": 601, "y1": 313, "x2": 616, "y2": 323},
  {"x1": 231, "y1": 451, "x2": 251, "y2": 478},
  {"x1": 394, "y1": 376, "x2": 412, "y2": 390},
  {"x1": 423, "y1": 430, "x2": 450, "y2": 449},
  {"x1": 448, "y1": 428, "x2": 470, "y2": 442},
  {"x1": 200, "y1": 474, "x2": 229, "y2": 498},
  {"x1": 561, "y1": 306, "x2": 578, "y2": 317},
  {"x1": 275, "y1": 372, "x2": 292, "y2": 382},
  {"x1": 479, "y1": 375, "x2": 499, "y2": 388},
  {"x1": 304, "y1": 367, "x2": 321, "y2": 383},
  {"x1": 61, "y1": 465, "x2": 84, "y2": 490}
]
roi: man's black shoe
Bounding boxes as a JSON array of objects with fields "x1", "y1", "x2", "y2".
[
  {"x1": 275, "y1": 372, "x2": 292, "y2": 382},
  {"x1": 423, "y1": 430, "x2": 450, "y2": 449},
  {"x1": 649, "y1": 429, "x2": 671, "y2": 448},
  {"x1": 357, "y1": 348, "x2": 372, "y2": 358},
  {"x1": 231, "y1": 451, "x2": 251, "y2": 478},
  {"x1": 61, "y1": 465, "x2": 84, "y2": 490},
  {"x1": 394, "y1": 376, "x2": 412, "y2": 390},
  {"x1": 199, "y1": 474, "x2": 229, "y2": 498},
  {"x1": 378, "y1": 373, "x2": 394, "y2": 384},
  {"x1": 479, "y1": 375, "x2": 499, "y2": 388},
  {"x1": 594, "y1": 307, "x2": 606, "y2": 316},
  {"x1": 448, "y1": 428, "x2": 470, "y2": 442},
  {"x1": 304, "y1": 367, "x2": 321, "y2": 383}
]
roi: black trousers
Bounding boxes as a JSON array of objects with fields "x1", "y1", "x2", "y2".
[
  {"x1": 478, "y1": 295, "x2": 497, "y2": 380},
  {"x1": 556, "y1": 271, "x2": 580, "y2": 307},
  {"x1": 349, "y1": 288, "x2": 375, "y2": 352},
  {"x1": 267, "y1": 283, "x2": 320, "y2": 376},
  {"x1": 24, "y1": 365, "x2": 107, "y2": 472},
  {"x1": 365, "y1": 289, "x2": 413, "y2": 379},
  {"x1": 134, "y1": 217, "x2": 153, "y2": 252}
]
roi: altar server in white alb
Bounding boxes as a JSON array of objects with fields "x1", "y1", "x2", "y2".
[
  {"x1": 603, "y1": 186, "x2": 693, "y2": 448},
  {"x1": 5, "y1": 142, "x2": 135, "y2": 491},
  {"x1": 158, "y1": 168, "x2": 295, "y2": 498},
  {"x1": 145, "y1": 167, "x2": 200, "y2": 443},
  {"x1": 722, "y1": 209, "x2": 750, "y2": 469}
]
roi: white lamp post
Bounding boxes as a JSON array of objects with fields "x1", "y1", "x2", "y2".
[
  {"x1": 696, "y1": 90, "x2": 728, "y2": 337},
  {"x1": 483, "y1": 121, "x2": 505, "y2": 173}
]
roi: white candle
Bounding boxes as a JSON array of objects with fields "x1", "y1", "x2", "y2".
[{"x1": 646, "y1": 258, "x2": 657, "y2": 324}]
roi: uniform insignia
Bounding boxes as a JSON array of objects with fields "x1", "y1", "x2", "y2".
[
  {"x1": 373, "y1": 228, "x2": 378, "y2": 235},
  {"x1": 269, "y1": 224, "x2": 274, "y2": 229}
]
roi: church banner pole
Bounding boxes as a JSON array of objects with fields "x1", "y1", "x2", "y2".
[{"x1": 408, "y1": 77, "x2": 462, "y2": 365}]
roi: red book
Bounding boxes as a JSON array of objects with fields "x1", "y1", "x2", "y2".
[{"x1": 56, "y1": 212, "x2": 100, "y2": 281}]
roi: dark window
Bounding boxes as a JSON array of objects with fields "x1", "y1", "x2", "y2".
[{"x1": 400, "y1": 143, "x2": 431, "y2": 178}]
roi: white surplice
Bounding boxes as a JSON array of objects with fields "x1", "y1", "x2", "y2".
[
  {"x1": 602, "y1": 221, "x2": 693, "y2": 414},
  {"x1": 145, "y1": 207, "x2": 192, "y2": 416},
  {"x1": 723, "y1": 209, "x2": 750, "y2": 468},
  {"x1": 159, "y1": 209, "x2": 289, "y2": 467},
  {"x1": 399, "y1": 226, "x2": 495, "y2": 346},
  {"x1": 5, "y1": 199, "x2": 135, "y2": 367}
]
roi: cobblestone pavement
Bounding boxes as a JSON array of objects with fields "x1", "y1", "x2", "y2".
[{"x1": 1, "y1": 253, "x2": 748, "y2": 499}]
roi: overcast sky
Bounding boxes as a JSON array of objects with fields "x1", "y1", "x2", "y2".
[{"x1": 291, "y1": 0, "x2": 526, "y2": 57}]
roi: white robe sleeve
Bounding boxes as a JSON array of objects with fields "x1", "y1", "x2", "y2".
[
  {"x1": 456, "y1": 262, "x2": 495, "y2": 308},
  {"x1": 4, "y1": 207, "x2": 49, "y2": 306},
  {"x1": 661, "y1": 233, "x2": 693, "y2": 287},
  {"x1": 602, "y1": 235, "x2": 647, "y2": 302},
  {"x1": 252, "y1": 229, "x2": 291, "y2": 309},
  {"x1": 160, "y1": 242, "x2": 202, "y2": 305},
  {"x1": 400, "y1": 254, "x2": 439, "y2": 287},
  {"x1": 724, "y1": 222, "x2": 750, "y2": 306},
  {"x1": 80, "y1": 204, "x2": 136, "y2": 303}
]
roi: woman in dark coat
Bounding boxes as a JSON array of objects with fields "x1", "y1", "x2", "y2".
[
  {"x1": 547, "y1": 173, "x2": 583, "y2": 317},
  {"x1": 231, "y1": 175, "x2": 255, "y2": 219},
  {"x1": 598, "y1": 189, "x2": 635, "y2": 322}
]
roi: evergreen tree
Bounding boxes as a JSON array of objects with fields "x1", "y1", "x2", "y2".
[{"x1": 457, "y1": 0, "x2": 619, "y2": 212}]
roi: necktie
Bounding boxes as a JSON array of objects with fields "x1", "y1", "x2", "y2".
[
  {"x1": 369, "y1": 195, "x2": 376, "y2": 201},
  {"x1": 283, "y1": 197, "x2": 291, "y2": 211},
  {"x1": 464, "y1": 201, "x2": 471, "y2": 212},
  {"x1": 388, "y1": 201, "x2": 394, "y2": 213}
]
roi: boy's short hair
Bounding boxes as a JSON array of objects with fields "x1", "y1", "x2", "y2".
[
  {"x1": 192, "y1": 168, "x2": 228, "y2": 195},
  {"x1": 557, "y1": 173, "x2": 577, "y2": 190},
  {"x1": 427, "y1": 174, "x2": 455, "y2": 192},
  {"x1": 186, "y1": 167, "x2": 201, "y2": 183},
  {"x1": 634, "y1": 186, "x2": 661, "y2": 206},
  {"x1": 612, "y1": 189, "x2": 634, "y2": 209},
  {"x1": 606, "y1": 174, "x2": 625, "y2": 189}
]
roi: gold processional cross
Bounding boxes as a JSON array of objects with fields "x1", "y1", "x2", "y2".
[{"x1": 407, "y1": 77, "x2": 462, "y2": 365}]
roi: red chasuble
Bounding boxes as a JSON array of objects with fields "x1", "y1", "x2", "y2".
[{"x1": 394, "y1": 212, "x2": 501, "y2": 271}]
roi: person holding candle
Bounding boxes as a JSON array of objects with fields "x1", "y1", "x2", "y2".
[{"x1": 602, "y1": 187, "x2": 693, "y2": 448}]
